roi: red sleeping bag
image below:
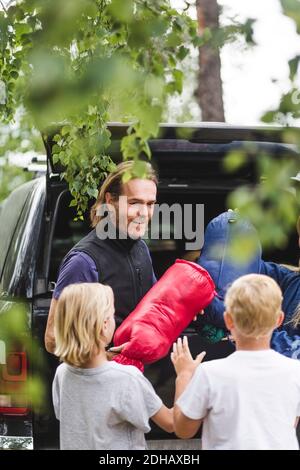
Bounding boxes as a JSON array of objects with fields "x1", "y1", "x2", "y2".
[{"x1": 112, "y1": 259, "x2": 216, "y2": 371}]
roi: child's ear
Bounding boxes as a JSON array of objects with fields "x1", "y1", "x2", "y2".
[
  {"x1": 224, "y1": 311, "x2": 234, "y2": 331},
  {"x1": 276, "y1": 311, "x2": 284, "y2": 328},
  {"x1": 101, "y1": 319, "x2": 108, "y2": 337}
]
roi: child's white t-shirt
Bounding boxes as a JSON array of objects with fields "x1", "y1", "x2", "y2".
[{"x1": 177, "y1": 349, "x2": 300, "y2": 450}]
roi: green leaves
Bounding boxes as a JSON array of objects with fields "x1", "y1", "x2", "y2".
[
  {"x1": 261, "y1": 3, "x2": 300, "y2": 127},
  {"x1": 227, "y1": 153, "x2": 300, "y2": 250},
  {"x1": 281, "y1": 0, "x2": 300, "y2": 33},
  {"x1": 122, "y1": 159, "x2": 151, "y2": 183},
  {"x1": 3, "y1": 0, "x2": 298, "y2": 247},
  {"x1": 261, "y1": 88, "x2": 300, "y2": 123},
  {"x1": 14, "y1": 22, "x2": 32, "y2": 39},
  {"x1": 0, "y1": 0, "x2": 195, "y2": 215},
  {"x1": 51, "y1": 108, "x2": 115, "y2": 214},
  {"x1": 289, "y1": 55, "x2": 300, "y2": 81},
  {"x1": 0, "y1": 12, "x2": 9, "y2": 51},
  {"x1": 167, "y1": 69, "x2": 184, "y2": 94},
  {"x1": 108, "y1": 0, "x2": 134, "y2": 23},
  {"x1": 22, "y1": 0, "x2": 193, "y2": 217},
  {"x1": 121, "y1": 133, "x2": 142, "y2": 160},
  {"x1": 224, "y1": 150, "x2": 247, "y2": 173},
  {"x1": 0, "y1": 303, "x2": 46, "y2": 413}
]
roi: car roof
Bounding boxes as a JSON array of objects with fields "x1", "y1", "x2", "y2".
[{"x1": 42, "y1": 122, "x2": 300, "y2": 175}]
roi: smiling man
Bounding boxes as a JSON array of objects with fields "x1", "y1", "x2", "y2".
[{"x1": 45, "y1": 160, "x2": 158, "y2": 354}]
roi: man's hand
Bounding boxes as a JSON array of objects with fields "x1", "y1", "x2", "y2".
[
  {"x1": 106, "y1": 342, "x2": 129, "y2": 361},
  {"x1": 171, "y1": 336, "x2": 206, "y2": 377}
]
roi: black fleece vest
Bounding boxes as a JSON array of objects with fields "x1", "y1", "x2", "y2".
[{"x1": 69, "y1": 229, "x2": 154, "y2": 325}]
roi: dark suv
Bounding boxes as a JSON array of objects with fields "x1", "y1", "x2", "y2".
[{"x1": 0, "y1": 123, "x2": 299, "y2": 450}]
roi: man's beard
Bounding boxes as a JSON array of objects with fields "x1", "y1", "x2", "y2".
[{"x1": 127, "y1": 219, "x2": 147, "y2": 239}]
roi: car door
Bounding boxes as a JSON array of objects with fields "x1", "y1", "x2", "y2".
[{"x1": 0, "y1": 176, "x2": 46, "y2": 449}]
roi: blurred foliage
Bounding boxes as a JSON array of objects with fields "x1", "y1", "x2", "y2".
[
  {"x1": 0, "y1": 160, "x2": 32, "y2": 201},
  {"x1": 0, "y1": 0, "x2": 259, "y2": 217},
  {"x1": 221, "y1": 0, "x2": 300, "y2": 254},
  {"x1": 261, "y1": 0, "x2": 300, "y2": 125},
  {"x1": 224, "y1": 145, "x2": 300, "y2": 253},
  {"x1": 202, "y1": 17, "x2": 256, "y2": 49},
  {"x1": 0, "y1": 0, "x2": 298, "y2": 438},
  {"x1": 0, "y1": 0, "x2": 203, "y2": 216},
  {"x1": 0, "y1": 110, "x2": 42, "y2": 202},
  {"x1": 0, "y1": 0, "x2": 298, "y2": 250},
  {"x1": 281, "y1": 0, "x2": 300, "y2": 34},
  {"x1": 0, "y1": 302, "x2": 46, "y2": 413}
]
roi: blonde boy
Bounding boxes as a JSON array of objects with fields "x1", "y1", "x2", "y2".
[
  {"x1": 52, "y1": 283, "x2": 173, "y2": 450},
  {"x1": 171, "y1": 274, "x2": 300, "y2": 450}
]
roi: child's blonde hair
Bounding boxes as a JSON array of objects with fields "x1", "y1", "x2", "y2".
[
  {"x1": 224, "y1": 274, "x2": 283, "y2": 338},
  {"x1": 54, "y1": 283, "x2": 114, "y2": 367}
]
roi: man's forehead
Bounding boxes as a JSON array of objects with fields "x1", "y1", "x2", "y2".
[{"x1": 122, "y1": 179, "x2": 157, "y2": 199}]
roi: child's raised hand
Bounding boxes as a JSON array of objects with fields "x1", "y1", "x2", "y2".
[{"x1": 170, "y1": 336, "x2": 206, "y2": 377}]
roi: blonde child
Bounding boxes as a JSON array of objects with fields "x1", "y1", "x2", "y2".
[
  {"x1": 52, "y1": 283, "x2": 173, "y2": 450},
  {"x1": 171, "y1": 274, "x2": 300, "y2": 450}
]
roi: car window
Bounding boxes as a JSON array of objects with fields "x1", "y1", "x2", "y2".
[
  {"x1": 0, "y1": 181, "x2": 32, "y2": 281},
  {"x1": 0, "y1": 178, "x2": 45, "y2": 297}
]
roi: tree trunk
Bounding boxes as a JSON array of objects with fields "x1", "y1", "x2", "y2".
[{"x1": 196, "y1": 0, "x2": 225, "y2": 122}]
